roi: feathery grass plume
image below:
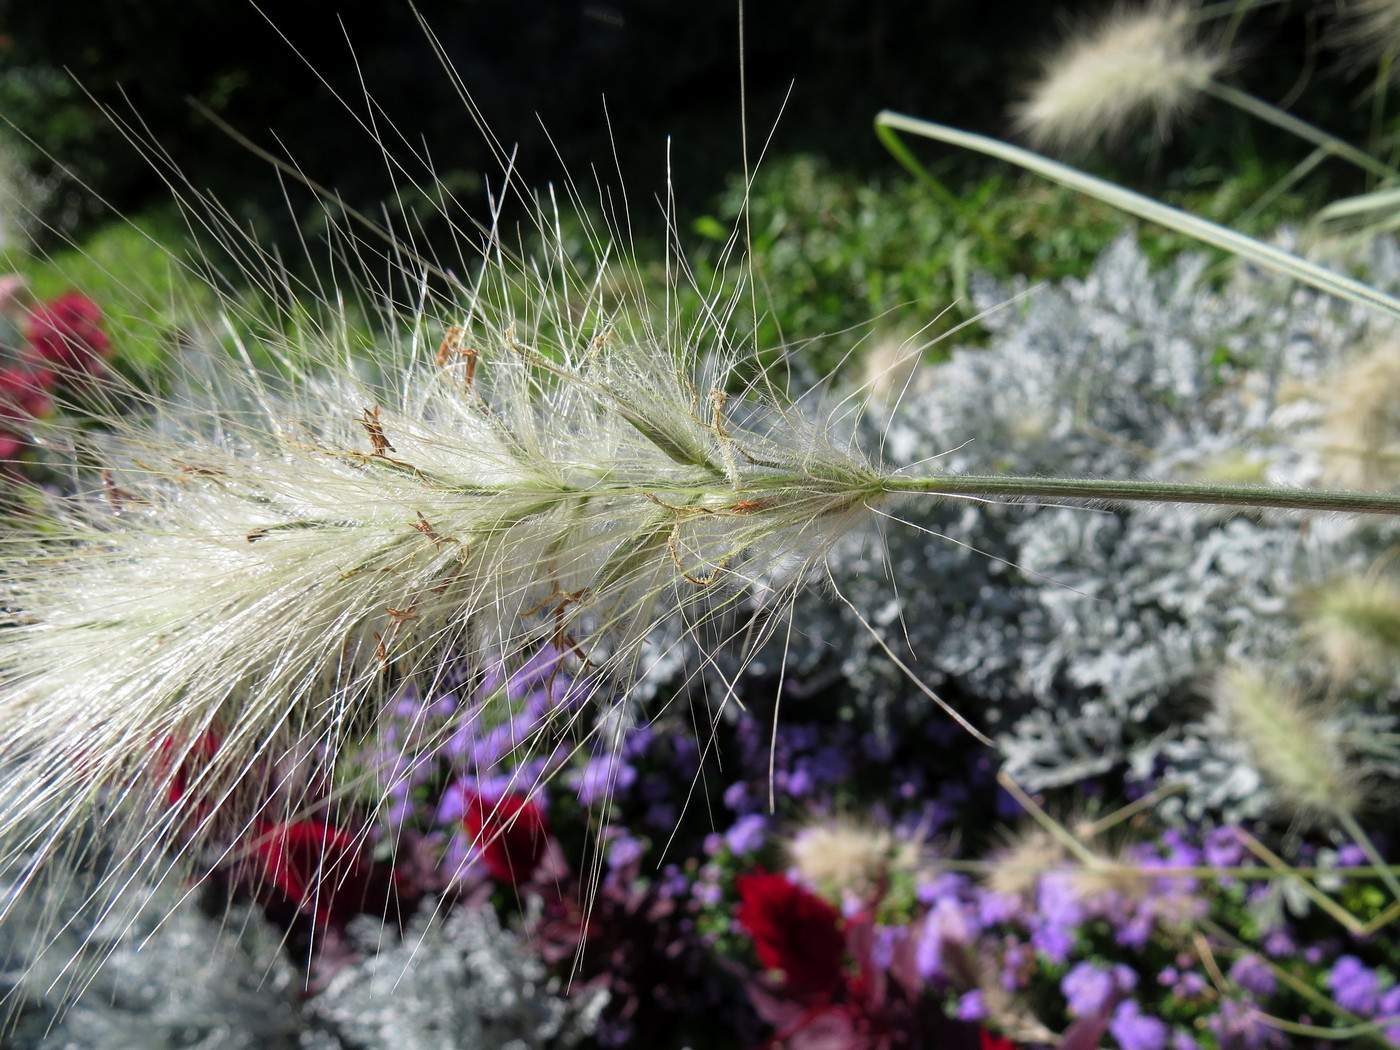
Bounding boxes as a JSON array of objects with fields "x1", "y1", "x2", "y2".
[
  {"x1": 1210, "y1": 664, "x2": 1363, "y2": 822},
  {"x1": 982, "y1": 809, "x2": 1149, "y2": 906},
  {"x1": 982, "y1": 825, "x2": 1067, "y2": 901},
  {"x1": 1331, "y1": 0, "x2": 1400, "y2": 80},
  {"x1": 0, "y1": 149, "x2": 896, "y2": 1008},
  {"x1": 1299, "y1": 570, "x2": 1400, "y2": 681},
  {"x1": 786, "y1": 816, "x2": 921, "y2": 899},
  {"x1": 1319, "y1": 341, "x2": 1400, "y2": 491},
  {"x1": 1013, "y1": 2, "x2": 1224, "y2": 154}
]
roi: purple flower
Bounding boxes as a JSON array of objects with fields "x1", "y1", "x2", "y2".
[
  {"x1": 976, "y1": 889, "x2": 1020, "y2": 926},
  {"x1": 473, "y1": 720, "x2": 526, "y2": 769},
  {"x1": 870, "y1": 925, "x2": 901, "y2": 970},
  {"x1": 427, "y1": 693, "x2": 457, "y2": 718},
  {"x1": 644, "y1": 801, "x2": 677, "y2": 829},
  {"x1": 1000, "y1": 938, "x2": 1031, "y2": 992},
  {"x1": 575, "y1": 753, "x2": 637, "y2": 806},
  {"x1": 725, "y1": 813, "x2": 768, "y2": 855},
  {"x1": 1209, "y1": 999, "x2": 1286, "y2": 1050},
  {"x1": 1110, "y1": 1000, "x2": 1169, "y2": 1050},
  {"x1": 1336, "y1": 843, "x2": 1367, "y2": 868},
  {"x1": 657, "y1": 863, "x2": 690, "y2": 899},
  {"x1": 1062, "y1": 961, "x2": 1136, "y2": 1017},
  {"x1": 1203, "y1": 826, "x2": 1245, "y2": 869},
  {"x1": 1158, "y1": 829, "x2": 1202, "y2": 870},
  {"x1": 956, "y1": 989, "x2": 988, "y2": 1022},
  {"x1": 1261, "y1": 929, "x2": 1295, "y2": 959},
  {"x1": 807, "y1": 745, "x2": 849, "y2": 784},
  {"x1": 916, "y1": 870, "x2": 969, "y2": 906},
  {"x1": 722, "y1": 781, "x2": 749, "y2": 813},
  {"x1": 1228, "y1": 954, "x2": 1276, "y2": 998},
  {"x1": 1328, "y1": 956, "x2": 1383, "y2": 1015},
  {"x1": 1171, "y1": 971, "x2": 1208, "y2": 1000},
  {"x1": 1378, "y1": 986, "x2": 1400, "y2": 1044},
  {"x1": 607, "y1": 834, "x2": 645, "y2": 870},
  {"x1": 915, "y1": 898, "x2": 976, "y2": 981},
  {"x1": 1036, "y1": 872, "x2": 1084, "y2": 925},
  {"x1": 620, "y1": 724, "x2": 653, "y2": 760},
  {"x1": 779, "y1": 724, "x2": 821, "y2": 753},
  {"x1": 436, "y1": 781, "x2": 467, "y2": 824},
  {"x1": 1031, "y1": 873, "x2": 1083, "y2": 964}
]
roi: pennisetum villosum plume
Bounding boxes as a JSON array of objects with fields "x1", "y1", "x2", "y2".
[{"x1": 8, "y1": 8, "x2": 1400, "y2": 1029}]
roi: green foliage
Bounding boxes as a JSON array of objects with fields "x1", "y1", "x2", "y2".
[
  {"x1": 668, "y1": 153, "x2": 1325, "y2": 379},
  {"x1": 11, "y1": 210, "x2": 213, "y2": 376}
]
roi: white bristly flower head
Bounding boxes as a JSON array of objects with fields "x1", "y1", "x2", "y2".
[
  {"x1": 1014, "y1": 2, "x2": 1224, "y2": 153},
  {"x1": 0, "y1": 115, "x2": 894, "y2": 1009}
]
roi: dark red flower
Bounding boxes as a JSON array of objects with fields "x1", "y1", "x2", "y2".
[
  {"x1": 155, "y1": 729, "x2": 223, "y2": 807},
  {"x1": 735, "y1": 870, "x2": 846, "y2": 997},
  {"x1": 0, "y1": 366, "x2": 52, "y2": 462},
  {"x1": 461, "y1": 789, "x2": 551, "y2": 885},
  {"x1": 246, "y1": 818, "x2": 377, "y2": 929},
  {"x1": 24, "y1": 291, "x2": 110, "y2": 379}
]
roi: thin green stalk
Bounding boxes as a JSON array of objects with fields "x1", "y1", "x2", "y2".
[
  {"x1": 933, "y1": 859, "x2": 1400, "y2": 880},
  {"x1": 874, "y1": 111, "x2": 1400, "y2": 323},
  {"x1": 872, "y1": 120, "x2": 1020, "y2": 260},
  {"x1": 1237, "y1": 146, "x2": 1329, "y2": 231},
  {"x1": 1337, "y1": 809, "x2": 1400, "y2": 904},
  {"x1": 1203, "y1": 80, "x2": 1400, "y2": 182},
  {"x1": 882, "y1": 474, "x2": 1400, "y2": 516}
]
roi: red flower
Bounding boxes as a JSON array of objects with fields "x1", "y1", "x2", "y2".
[
  {"x1": 0, "y1": 366, "x2": 52, "y2": 460},
  {"x1": 24, "y1": 291, "x2": 110, "y2": 380},
  {"x1": 245, "y1": 818, "x2": 377, "y2": 929},
  {"x1": 461, "y1": 789, "x2": 551, "y2": 885},
  {"x1": 155, "y1": 729, "x2": 223, "y2": 807},
  {"x1": 735, "y1": 870, "x2": 846, "y2": 997}
]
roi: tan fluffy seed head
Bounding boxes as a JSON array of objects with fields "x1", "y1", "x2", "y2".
[
  {"x1": 983, "y1": 825, "x2": 1064, "y2": 899},
  {"x1": 1212, "y1": 664, "x2": 1363, "y2": 822},
  {"x1": 1332, "y1": 1, "x2": 1400, "y2": 81},
  {"x1": 1319, "y1": 342, "x2": 1400, "y2": 490},
  {"x1": 984, "y1": 821, "x2": 1146, "y2": 903},
  {"x1": 786, "y1": 817, "x2": 919, "y2": 897},
  {"x1": 1014, "y1": 3, "x2": 1224, "y2": 153},
  {"x1": 1300, "y1": 572, "x2": 1400, "y2": 681}
]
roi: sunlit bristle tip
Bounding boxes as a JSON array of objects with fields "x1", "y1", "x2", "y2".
[
  {"x1": 1013, "y1": 2, "x2": 1224, "y2": 154},
  {"x1": 1211, "y1": 664, "x2": 1363, "y2": 821}
]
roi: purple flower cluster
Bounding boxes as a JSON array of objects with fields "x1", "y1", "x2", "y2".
[{"x1": 335, "y1": 656, "x2": 1400, "y2": 1050}]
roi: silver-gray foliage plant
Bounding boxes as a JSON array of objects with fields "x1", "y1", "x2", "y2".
[
  {"x1": 308, "y1": 907, "x2": 607, "y2": 1050},
  {"x1": 775, "y1": 234, "x2": 1400, "y2": 820},
  {"x1": 2, "y1": 871, "x2": 603, "y2": 1050}
]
